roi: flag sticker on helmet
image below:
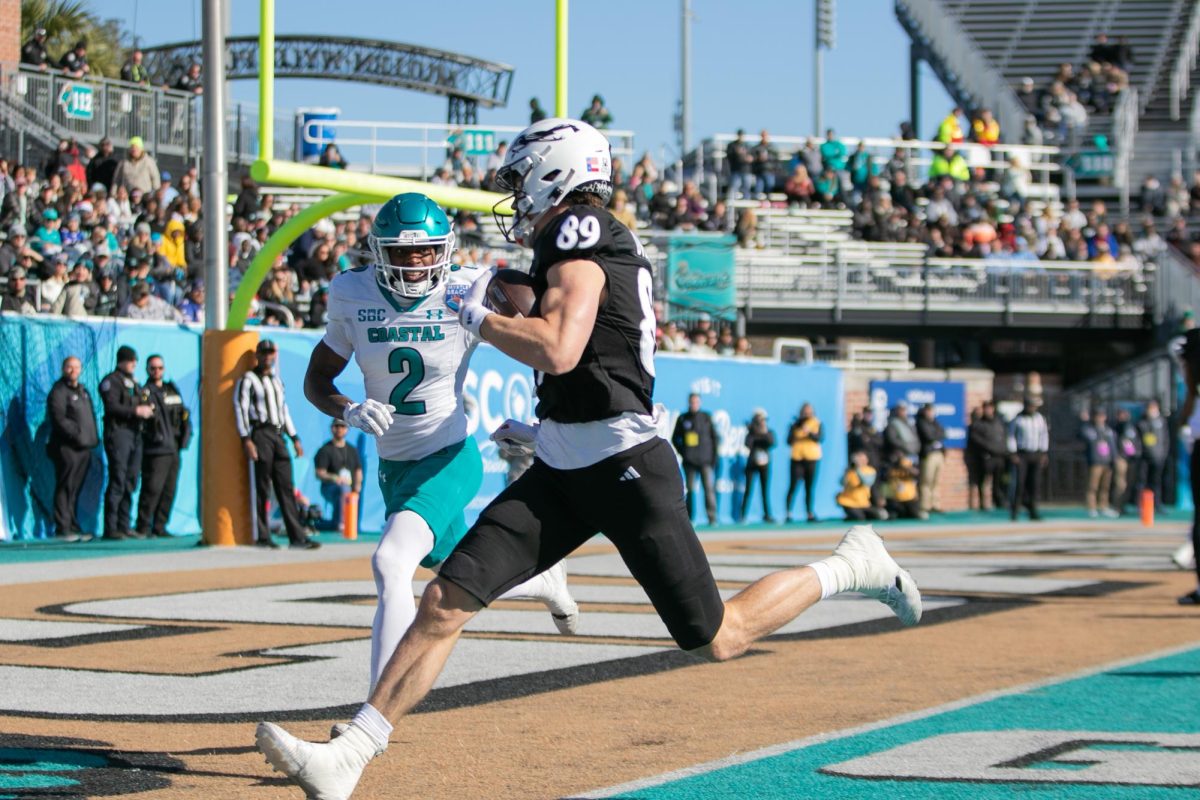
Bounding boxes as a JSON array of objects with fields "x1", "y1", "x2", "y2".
[{"x1": 586, "y1": 156, "x2": 602, "y2": 173}]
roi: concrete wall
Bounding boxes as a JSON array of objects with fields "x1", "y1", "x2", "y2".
[{"x1": 843, "y1": 368, "x2": 995, "y2": 512}]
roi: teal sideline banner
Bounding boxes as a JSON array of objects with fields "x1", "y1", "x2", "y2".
[
  {"x1": 665, "y1": 234, "x2": 736, "y2": 322},
  {"x1": 0, "y1": 316, "x2": 845, "y2": 538}
]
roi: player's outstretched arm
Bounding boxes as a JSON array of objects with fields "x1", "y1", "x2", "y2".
[
  {"x1": 304, "y1": 341, "x2": 355, "y2": 420},
  {"x1": 306, "y1": 341, "x2": 396, "y2": 436},
  {"x1": 478, "y1": 259, "x2": 605, "y2": 375}
]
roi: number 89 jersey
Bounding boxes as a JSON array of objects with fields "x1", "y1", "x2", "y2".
[
  {"x1": 530, "y1": 205, "x2": 656, "y2": 424},
  {"x1": 322, "y1": 263, "x2": 484, "y2": 462}
]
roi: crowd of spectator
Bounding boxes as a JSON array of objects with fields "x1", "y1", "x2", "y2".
[
  {"x1": 1015, "y1": 32, "x2": 1133, "y2": 145},
  {"x1": 652, "y1": 304, "x2": 753, "y2": 358},
  {"x1": 21, "y1": 27, "x2": 204, "y2": 95},
  {"x1": 704, "y1": 122, "x2": 1148, "y2": 271}
]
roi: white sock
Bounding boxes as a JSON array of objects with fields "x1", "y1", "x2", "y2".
[
  {"x1": 498, "y1": 571, "x2": 552, "y2": 602},
  {"x1": 497, "y1": 565, "x2": 571, "y2": 615},
  {"x1": 351, "y1": 703, "x2": 392, "y2": 752},
  {"x1": 809, "y1": 560, "x2": 839, "y2": 600},
  {"x1": 369, "y1": 511, "x2": 435, "y2": 691}
]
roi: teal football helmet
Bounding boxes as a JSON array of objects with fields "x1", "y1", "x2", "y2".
[{"x1": 369, "y1": 193, "x2": 456, "y2": 299}]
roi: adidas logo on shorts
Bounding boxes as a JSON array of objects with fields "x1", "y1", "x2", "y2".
[{"x1": 618, "y1": 467, "x2": 641, "y2": 482}]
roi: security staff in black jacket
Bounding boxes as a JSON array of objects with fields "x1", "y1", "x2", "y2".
[
  {"x1": 672, "y1": 392, "x2": 720, "y2": 525},
  {"x1": 135, "y1": 354, "x2": 191, "y2": 538},
  {"x1": 47, "y1": 356, "x2": 99, "y2": 540},
  {"x1": 20, "y1": 28, "x2": 49, "y2": 70},
  {"x1": 100, "y1": 345, "x2": 153, "y2": 539}
]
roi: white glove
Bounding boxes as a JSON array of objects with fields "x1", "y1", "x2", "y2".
[
  {"x1": 453, "y1": 267, "x2": 496, "y2": 337},
  {"x1": 490, "y1": 418, "x2": 538, "y2": 458},
  {"x1": 343, "y1": 399, "x2": 396, "y2": 436}
]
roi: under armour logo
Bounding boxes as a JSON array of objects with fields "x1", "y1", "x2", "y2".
[{"x1": 618, "y1": 467, "x2": 641, "y2": 482}]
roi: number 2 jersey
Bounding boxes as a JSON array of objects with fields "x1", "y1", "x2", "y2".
[{"x1": 322, "y1": 264, "x2": 484, "y2": 462}]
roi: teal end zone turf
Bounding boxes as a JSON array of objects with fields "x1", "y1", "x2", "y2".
[
  {"x1": 0, "y1": 747, "x2": 108, "y2": 791},
  {"x1": 608, "y1": 647, "x2": 1200, "y2": 799}
]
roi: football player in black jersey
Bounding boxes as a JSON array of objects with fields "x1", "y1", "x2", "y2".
[{"x1": 255, "y1": 120, "x2": 925, "y2": 799}]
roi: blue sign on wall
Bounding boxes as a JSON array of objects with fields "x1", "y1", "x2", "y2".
[
  {"x1": 0, "y1": 316, "x2": 846, "y2": 538},
  {"x1": 869, "y1": 380, "x2": 967, "y2": 449},
  {"x1": 656, "y1": 355, "x2": 845, "y2": 523}
]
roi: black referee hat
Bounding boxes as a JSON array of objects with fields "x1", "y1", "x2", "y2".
[{"x1": 256, "y1": 339, "x2": 277, "y2": 354}]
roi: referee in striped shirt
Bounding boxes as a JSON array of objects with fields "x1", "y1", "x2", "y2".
[
  {"x1": 1006, "y1": 395, "x2": 1050, "y2": 521},
  {"x1": 235, "y1": 339, "x2": 319, "y2": 550}
]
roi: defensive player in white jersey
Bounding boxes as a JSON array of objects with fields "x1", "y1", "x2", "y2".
[{"x1": 303, "y1": 192, "x2": 578, "y2": 691}]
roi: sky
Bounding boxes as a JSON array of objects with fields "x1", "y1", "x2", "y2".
[{"x1": 88, "y1": 0, "x2": 954, "y2": 162}]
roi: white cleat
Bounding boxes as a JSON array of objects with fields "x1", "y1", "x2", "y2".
[
  {"x1": 543, "y1": 561, "x2": 580, "y2": 635},
  {"x1": 256, "y1": 721, "x2": 375, "y2": 800},
  {"x1": 830, "y1": 525, "x2": 923, "y2": 626},
  {"x1": 1173, "y1": 542, "x2": 1195, "y2": 571}
]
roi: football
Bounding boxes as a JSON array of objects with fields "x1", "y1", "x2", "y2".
[{"x1": 485, "y1": 268, "x2": 537, "y2": 318}]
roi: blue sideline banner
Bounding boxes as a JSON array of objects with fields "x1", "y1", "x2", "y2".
[
  {"x1": 0, "y1": 316, "x2": 845, "y2": 538},
  {"x1": 0, "y1": 315, "x2": 202, "y2": 539},
  {"x1": 868, "y1": 380, "x2": 967, "y2": 449},
  {"x1": 655, "y1": 355, "x2": 846, "y2": 523}
]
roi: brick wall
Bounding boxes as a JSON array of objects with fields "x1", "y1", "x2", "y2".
[
  {"x1": 0, "y1": 0, "x2": 19, "y2": 69},
  {"x1": 841, "y1": 368, "x2": 995, "y2": 512}
]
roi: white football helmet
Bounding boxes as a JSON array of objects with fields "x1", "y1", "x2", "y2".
[{"x1": 494, "y1": 118, "x2": 613, "y2": 246}]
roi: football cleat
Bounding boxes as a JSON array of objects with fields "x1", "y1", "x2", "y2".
[
  {"x1": 829, "y1": 525, "x2": 923, "y2": 626},
  {"x1": 256, "y1": 721, "x2": 376, "y2": 800},
  {"x1": 543, "y1": 561, "x2": 579, "y2": 635}
]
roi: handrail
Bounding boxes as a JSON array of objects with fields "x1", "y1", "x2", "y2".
[
  {"x1": 295, "y1": 119, "x2": 637, "y2": 178},
  {"x1": 11, "y1": 63, "x2": 195, "y2": 101},
  {"x1": 1112, "y1": 87, "x2": 1139, "y2": 214},
  {"x1": 894, "y1": 0, "x2": 1027, "y2": 146},
  {"x1": 1170, "y1": 0, "x2": 1200, "y2": 120},
  {"x1": 0, "y1": 64, "x2": 196, "y2": 157},
  {"x1": 256, "y1": 300, "x2": 296, "y2": 328}
]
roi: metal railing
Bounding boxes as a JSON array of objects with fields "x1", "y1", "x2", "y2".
[
  {"x1": 1111, "y1": 87, "x2": 1140, "y2": 215},
  {"x1": 705, "y1": 134, "x2": 1061, "y2": 203},
  {"x1": 0, "y1": 65, "x2": 196, "y2": 157},
  {"x1": 1171, "y1": 0, "x2": 1200, "y2": 120},
  {"x1": 895, "y1": 0, "x2": 1028, "y2": 146},
  {"x1": 293, "y1": 119, "x2": 637, "y2": 179},
  {"x1": 1149, "y1": 243, "x2": 1200, "y2": 327},
  {"x1": 736, "y1": 249, "x2": 1148, "y2": 319},
  {"x1": 226, "y1": 102, "x2": 296, "y2": 167},
  {"x1": 814, "y1": 341, "x2": 916, "y2": 371}
]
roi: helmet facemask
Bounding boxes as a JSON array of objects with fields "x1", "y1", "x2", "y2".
[
  {"x1": 494, "y1": 157, "x2": 544, "y2": 246},
  {"x1": 370, "y1": 229, "x2": 456, "y2": 299},
  {"x1": 493, "y1": 119, "x2": 614, "y2": 247}
]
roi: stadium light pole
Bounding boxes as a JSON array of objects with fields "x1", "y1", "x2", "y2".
[
  {"x1": 680, "y1": 0, "x2": 691, "y2": 157},
  {"x1": 202, "y1": 0, "x2": 228, "y2": 329},
  {"x1": 814, "y1": 0, "x2": 835, "y2": 136}
]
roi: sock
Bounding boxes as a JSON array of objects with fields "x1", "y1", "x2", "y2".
[
  {"x1": 498, "y1": 571, "x2": 551, "y2": 602},
  {"x1": 351, "y1": 703, "x2": 392, "y2": 752},
  {"x1": 809, "y1": 560, "x2": 839, "y2": 600},
  {"x1": 370, "y1": 511, "x2": 435, "y2": 691},
  {"x1": 497, "y1": 565, "x2": 572, "y2": 615}
]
